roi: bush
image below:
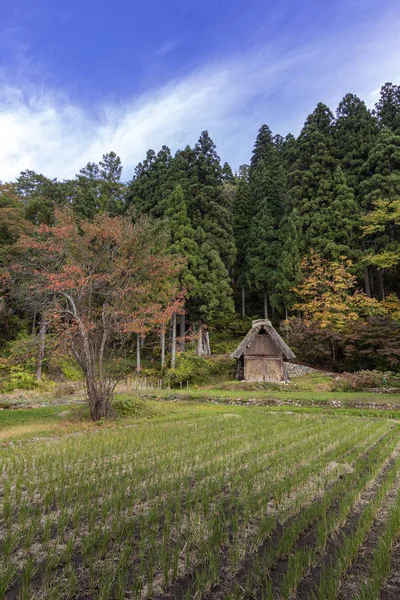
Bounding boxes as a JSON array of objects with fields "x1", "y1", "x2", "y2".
[
  {"x1": 167, "y1": 354, "x2": 236, "y2": 387},
  {"x1": 0, "y1": 364, "x2": 38, "y2": 392},
  {"x1": 60, "y1": 359, "x2": 82, "y2": 382},
  {"x1": 331, "y1": 370, "x2": 400, "y2": 392},
  {"x1": 217, "y1": 381, "x2": 283, "y2": 392},
  {"x1": 112, "y1": 395, "x2": 158, "y2": 418}
]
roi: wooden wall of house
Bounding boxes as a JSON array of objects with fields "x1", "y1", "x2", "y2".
[
  {"x1": 244, "y1": 333, "x2": 279, "y2": 356},
  {"x1": 244, "y1": 356, "x2": 284, "y2": 382}
]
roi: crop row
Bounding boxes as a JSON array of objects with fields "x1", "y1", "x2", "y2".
[{"x1": 0, "y1": 409, "x2": 398, "y2": 599}]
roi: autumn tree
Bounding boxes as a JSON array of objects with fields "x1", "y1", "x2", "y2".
[{"x1": 11, "y1": 210, "x2": 184, "y2": 420}]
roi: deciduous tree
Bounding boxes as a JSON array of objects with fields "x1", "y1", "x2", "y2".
[{"x1": 11, "y1": 210, "x2": 184, "y2": 420}]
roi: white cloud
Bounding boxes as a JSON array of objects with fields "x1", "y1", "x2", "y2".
[
  {"x1": 0, "y1": 48, "x2": 306, "y2": 180},
  {"x1": 1, "y1": 9, "x2": 400, "y2": 181}
]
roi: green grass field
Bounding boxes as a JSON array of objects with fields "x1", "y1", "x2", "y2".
[{"x1": 1, "y1": 400, "x2": 400, "y2": 599}]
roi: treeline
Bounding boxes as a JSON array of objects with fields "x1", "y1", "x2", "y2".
[{"x1": 1, "y1": 82, "x2": 400, "y2": 367}]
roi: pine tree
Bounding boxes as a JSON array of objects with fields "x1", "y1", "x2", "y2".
[
  {"x1": 247, "y1": 161, "x2": 281, "y2": 316},
  {"x1": 126, "y1": 146, "x2": 172, "y2": 217},
  {"x1": 360, "y1": 128, "x2": 400, "y2": 297},
  {"x1": 16, "y1": 170, "x2": 62, "y2": 225},
  {"x1": 323, "y1": 166, "x2": 359, "y2": 260},
  {"x1": 232, "y1": 174, "x2": 252, "y2": 315},
  {"x1": 374, "y1": 82, "x2": 400, "y2": 134},
  {"x1": 163, "y1": 185, "x2": 199, "y2": 296},
  {"x1": 250, "y1": 125, "x2": 281, "y2": 174},
  {"x1": 98, "y1": 151, "x2": 124, "y2": 215},
  {"x1": 271, "y1": 208, "x2": 302, "y2": 314},
  {"x1": 190, "y1": 131, "x2": 236, "y2": 271},
  {"x1": 221, "y1": 161, "x2": 235, "y2": 182},
  {"x1": 334, "y1": 94, "x2": 378, "y2": 191},
  {"x1": 360, "y1": 128, "x2": 400, "y2": 205},
  {"x1": 72, "y1": 162, "x2": 101, "y2": 220}
]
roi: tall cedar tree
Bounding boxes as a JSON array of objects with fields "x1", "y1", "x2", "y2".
[
  {"x1": 271, "y1": 208, "x2": 302, "y2": 313},
  {"x1": 247, "y1": 160, "x2": 281, "y2": 315},
  {"x1": 232, "y1": 173, "x2": 252, "y2": 290},
  {"x1": 333, "y1": 93, "x2": 378, "y2": 192},
  {"x1": 360, "y1": 128, "x2": 400, "y2": 296},
  {"x1": 190, "y1": 131, "x2": 236, "y2": 272},
  {"x1": 374, "y1": 82, "x2": 400, "y2": 134},
  {"x1": 126, "y1": 146, "x2": 173, "y2": 217},
  {"x1": 289, "y1": 103, "x2": 358, "y2": 260},
  {"x1": 163, "y1": 185, "x2": 199, "y2": 299},
  {"x1": 247, "y1": 125, "x2": 286, "y2": 313}
]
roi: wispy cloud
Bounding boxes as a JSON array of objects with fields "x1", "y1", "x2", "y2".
[{"x1": 1, "y1": 9, "x2": 400, "y2": 181}]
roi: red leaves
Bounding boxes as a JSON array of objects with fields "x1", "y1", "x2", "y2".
[{"x1": 10, "y1": 209, "x2": 186, "y2": 340}]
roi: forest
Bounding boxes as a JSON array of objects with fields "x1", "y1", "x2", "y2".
[{"x1": 1, "y1": 81, "x2": 400, "y2": 417}]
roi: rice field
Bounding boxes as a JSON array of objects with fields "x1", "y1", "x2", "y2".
[{"x1": 1, "y1": 404, "x2": 400, "y2": 599}]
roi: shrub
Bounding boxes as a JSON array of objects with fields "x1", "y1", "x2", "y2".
[
  {"x1": 167, "y1": 354, "x2": 235, "y2": 387},
  {"x1": 331, "y1": 370, "x2": 399, "y2": 392},
  {"x1": 112, "y1": 395, "x2": 158, "y2": 418},
  {"x1": 0, "y1": 365, "x2": 38, "y2": 392},
  {"x1": 217, "y1": 381, "x2": 283, "y2": 392},
  {"x1": 60, "y1": 360, "x2": 82, "y2": 382}
]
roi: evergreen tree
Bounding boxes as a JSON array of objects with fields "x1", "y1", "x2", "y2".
[
  {"x1": 334, "y1": 94, "x2": 378, "y2": 191},
  {"x1": 232, "y1": 176, "x2": 252, "y2": 314},
  {"x1": 163, "y1": 185, "x2": 199, "y2": 296},
  {"x1": 271, "y1": 208, "x2": 302, "y2": 313},
  {"x1": 126, "y1": 146, "x2": 172, "y2": 217},
  {"x1": 323, "y1": 166, "x2": 359, "y2": 259},
  {"x1": 16, "y1": 170, "x2": 62, "y2": 225},
  {"x1": 247, "y1": 161, "x2": 281, "y2": 316},
  {"x1": 360, "y1": 128, "x2": 400, "y2": 297},
  {"x1": 98, "y1": 151, "x2": 124, "y2": 215},
  {"x1": 250, "y1": 124, "x2": 283, "y2": 179},
  {"x1": 374, "y1": 82, "x2": 400, "y2": 134},
  {"x1": 190, "y1": 131, "x2": 236, "y2": 271},
  {"x1": 221, "y1": 161, "x2": 235, "y2": 183},
  {"x1": 191, "y1": 229, "x2": 234, "y2": 324},
  {"x1": 360, "y1": 128, "x2": 400, "y2": 204},
  {"x1": 72, "y1": 162, "x2": 101, "y2": 220},
  {"x1": 71, "y1": 152, "x2": 124, "y2": 220}
]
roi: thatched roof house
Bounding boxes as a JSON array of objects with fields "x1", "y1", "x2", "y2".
[{"x1": 231, "y1": 319, "x2": 295, "y2": 382}]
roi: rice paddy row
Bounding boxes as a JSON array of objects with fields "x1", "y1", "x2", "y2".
[{"x1": 0, "y1": 404, "x2": 399, "y2": 599}]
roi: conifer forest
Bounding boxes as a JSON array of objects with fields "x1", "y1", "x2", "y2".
[{"x1": 2, "y1": 81, "x2": 400, "y2": 397}]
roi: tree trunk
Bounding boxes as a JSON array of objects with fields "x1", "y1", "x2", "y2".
[
  {"x1": 171, "y1": 313, "x2": 177, "y2": 369},
  {"x1": 361, "y1": 240, "x2": 372, "y2": 298},
  {"x1": 331, "y1": 338, "x2": 336, "y2": 365},
  {"x1": 263, "y1": 290, "x2": 268, "y2": 319},
  {"x1": 204, "y1": 330, "x2": 211, "y2": 356},
  {"x1": 196, "y1": 320, "x2": 203, "y2": 356},
  {"x1": 364, "y1": 266, "x2": 372, "y2": 298},
  {"x1": 86, "y1": 377, "x2": 112, "y2": 421},
  {"x1": 179, "y1": 312, "x2": 186, "y2": 352},
  {"x1": 136, "y1": 333, "x2": 141, "y2": 374},
  {"x1": 379, "y1": 269, "x2": 385, "y2": 300},
  {"x1": 35, "y1": 320, "x2": 47, "y2": 381},
  {"x1": 160, "y1": 327, "x2": 165, "y2": 368},
  {"x1": 241, "y1": 284, "x2": 246, "y2": 318}
]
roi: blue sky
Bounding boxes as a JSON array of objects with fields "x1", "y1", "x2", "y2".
[{"x1": 1, "y1": 0, "x2": 400, "y2": 180}]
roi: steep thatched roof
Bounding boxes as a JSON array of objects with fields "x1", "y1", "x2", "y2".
[{"x1": 230, "y1": 319, "x2": 296, "y2": 361}]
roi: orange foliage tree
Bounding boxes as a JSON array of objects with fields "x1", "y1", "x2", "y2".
[
  {"x1": 288, "y1": 252, "x2": 386, "y2": 365},
  {"x1": 11, "y1": 209, "x2": 185, "y2": 420},
  {"x1": 293, "y1": 251, "x2": 383, "y2": 332}
]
